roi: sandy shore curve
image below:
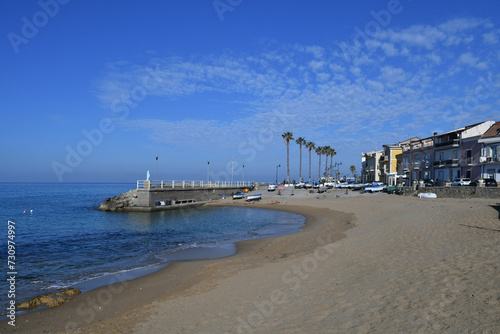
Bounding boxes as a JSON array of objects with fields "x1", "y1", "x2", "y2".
[{"x1": 2, "y1": 189, "x2": 499, "y2": 333}]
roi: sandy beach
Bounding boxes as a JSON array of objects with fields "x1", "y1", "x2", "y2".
[{"x1": 3, "y1": 188, "x2": 499, "y2": 333}]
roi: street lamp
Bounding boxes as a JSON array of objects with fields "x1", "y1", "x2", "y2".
[
  {"x1": 334, "y1": 162, "x2": 342, "y2": 183},
  {"x1": 155, "y1": 154, "x2": 158, "y2": 185},
  {"x1": 276, "y1": 164, "x2": 281, "y2": 184},
  {"x1": 231, "y1": 157, "x2": 234, "y2": 186},
  {"x1": 207, "y1": 160, "x2": 210, "y2": 183},
  {"x1": 242, "y1": 163, "x2": 245, "y2": 185}
]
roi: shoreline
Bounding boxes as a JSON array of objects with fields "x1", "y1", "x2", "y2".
[
  {"x1": 3, "y1": 189, "x2": 499, "y2": 333},
  {"x1": 1, "y1": 191, "x2": 354, "y2": 333},
  {"x1": 2, "y1": 204, "x2": 304, "y2": 320}
]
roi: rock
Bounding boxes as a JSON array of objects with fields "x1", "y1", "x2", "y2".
[
  {"x1": 18, "y1": 288, "x2": 81, "y2": 309},
  {"x1": 98, "y1": 189, "x2": 138, "y2": 211}
]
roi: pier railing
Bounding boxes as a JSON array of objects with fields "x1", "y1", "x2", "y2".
[{"x1": 137, "y1": 180, "x2": 253, "y2": 190}]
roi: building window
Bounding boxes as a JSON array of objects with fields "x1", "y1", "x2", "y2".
[
  {"x1": 414, "y1": 155, "x2": 420, "y2": 169},
  {"x1": 466, "y1": 149, "x2": 472, "y2": 165}
]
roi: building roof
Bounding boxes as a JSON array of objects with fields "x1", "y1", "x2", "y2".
[
  {"x1": 434, "y1": 121, "x2": 494, "y2": 137},
  {"x1": 480, "y1": 121, "x2": 500, "y2": 139}
]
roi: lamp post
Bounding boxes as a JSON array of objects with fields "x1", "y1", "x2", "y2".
[
  {"x1": 242, "y1": 163, "x2": 245, "y2": 185},
  {"x1": 276, "y1": 164, "x2": 281, "y2": 184},
  {"x1": 231, "y1": 157, "x2": 234, "y2": 186},
  {"x1": 207, "y1": 160, "x2": 210, "y2": 184},
  {"x1": 155, "y1": 154, "x2": 158, "y2": 185},
  {"x1": 334, "y1": 162, "x2": 342, "y2": 183}
]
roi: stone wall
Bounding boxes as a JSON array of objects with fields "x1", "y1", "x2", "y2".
[
  {"x1": 403, "y1": 186, "x2": 500, "y2": 199},
  {"x1": 136, "y1": 187, "x2": 250, "y2": 207}
]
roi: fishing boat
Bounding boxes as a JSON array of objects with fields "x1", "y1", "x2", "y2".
[
  {"x1": 365, "y1": 182, "x2": 384, "y2": 193},
  {"x1": 383, "y1": 185, "x2": 398, "y2": 194},
  {"x1": 246, "y1": 193, "x2": 262, "y2": 201},
  {"x1": 418, "y1": 192, "x2": 437, "y2": 199},
  {"x1": 232, "y1": 192, "x2": 244, "y2": 199},
  {"x1": 304, "y1": 183, "x2": 313, "y2": 189},
  {"x1": 352, "y1": 183, "x2": 367, "y2": 191},
  {"x1": 294, "y1": 182, "x2": 305, "y2": 189}
]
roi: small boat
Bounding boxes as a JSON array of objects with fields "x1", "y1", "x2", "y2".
[
  {"x1": 246, "y1": 193, "x2": 262, "y2": 201},
  {"x1": 268, "y1": 183, "x2": 277, "y2": 191},
  {"x1": 383, "y1": 185, "x2": 398, "y2": 194},
  {"x1": 324, "y1": 182, "x2": 336, "y2": 189},
  {"x1": 318, "y1": 185, "x2": 327, "y2": 193},
  {"x1": 304, "y1": 183, "x2": 313, "y2": 189},
  {"x1": 418, "y1": 192, "x2": 437, "y2": 199},
  {"x1": 352, "y1": 183, "x2": 367, "y2": 190},
  {"x1": 232, "y1": 192, "x2": 244, "y2": 200},
  {"x1": 365, "y1": 183, "x2": 385, "y2": 193}
]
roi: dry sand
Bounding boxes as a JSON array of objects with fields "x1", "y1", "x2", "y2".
[{"x1": 3, "y1": 188, "x2": 499, "y2": 333}]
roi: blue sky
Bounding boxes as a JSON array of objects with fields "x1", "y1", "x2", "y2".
[{"x1": 1, "y1": 0, "x2": 500, "y2": 183}]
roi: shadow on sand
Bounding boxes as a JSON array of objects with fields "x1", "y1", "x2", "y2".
[{"x1": 457, "y1": 204, "x2": 500, "y2": 232}]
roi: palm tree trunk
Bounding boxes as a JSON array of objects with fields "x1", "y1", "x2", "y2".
[
  {"x1": 324, "y1": 153, "x2": 328, "y2": 176},
  {"x1": 299, "y1": 144, "x2": 302, "y2": 183},
  {"x1": 318, "y1": 153, "x2": 321, "y2": 182},
  {"x1": 308, "y1": 149, "x2": 312, "y2": 182},
  {"x1": 286, "y1": 142, "x2": 290, "y2": 183},
  {"x1": 330, "y1": 155, "x2": 333, "y2": 178}
]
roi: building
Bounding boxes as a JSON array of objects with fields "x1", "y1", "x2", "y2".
[
  {"x1": 362, "y1": 120, "x2": 497, "y2": 186},
  {"x1": 434, "y1": 121, "x2": 495, "y2": 184},
  {"x1": 407, "y1": 137, "x2": 434, "y2": 183},
  {"x1": 361, "y1": 150, "x2": 383, "y2": 183},
  {"x1": 478, "y1": 121, "x2": 500, "y2": 182},
  {"x1": 380, "y1": 144, "x2": 404, "y2": 185},
  {"x1": 400, "y1": 137, "x2": 423, "y2": 185}
]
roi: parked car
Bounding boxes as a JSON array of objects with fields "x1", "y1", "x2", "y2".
[
  {"x1": 451, "y1": 178, "x2": 471, "y2": 186},
  {"x1": 469, "y1": 178, "x2": 498, "y2": 187},
  {"x1": 423, "y1": 179, "x2": 435, "y2": 187}
]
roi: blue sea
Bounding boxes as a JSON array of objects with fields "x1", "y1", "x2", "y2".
[{"x1": 0, "y1": 183, "x2": 305, "y2": 315}]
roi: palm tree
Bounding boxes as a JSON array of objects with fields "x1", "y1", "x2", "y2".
[
  {"x1": 330, "y1": 147, "x2": 336, "y2": 178},
  {"x1": 350, "y1": 165, "x2": 356, "y2": 179},
  {"x1": 316, "y1": 146, "x2": 323, "y2": 183},
  {"x1": 323, "y1": 146, "x2": 331, "y2": 178},
  {"x1": 282, "y1": 132, "x2": 294, "y2": 184},
  {"x1": 295, "y1": 137, "x2": 306, "y2": 183},
  {"x1": 305, "y1": 141, "x2": 315, "y2": 182}
]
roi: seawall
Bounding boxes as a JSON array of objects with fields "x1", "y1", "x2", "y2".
[
  {"x1": 98, "y1": 186, "x2": 253, "y2": 212},
  {"x1": 403, "y1": 186, "x2": 500, "y2": 199}
]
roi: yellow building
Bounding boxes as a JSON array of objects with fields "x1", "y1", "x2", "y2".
[{"x1": 380, "y1": 144, "x2": 403, "y2": 185}]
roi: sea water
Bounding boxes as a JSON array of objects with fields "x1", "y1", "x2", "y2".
[{"x1": 0, "y1": 183, "x2": 304, "y2": 315}]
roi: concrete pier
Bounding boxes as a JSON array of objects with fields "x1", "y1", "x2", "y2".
[
  {"x1": 99, "y1": 182, "x2": 255, "y2": 212},
  {"x1": 134, "y1": 186, "x2": 252, "y2": 210}
]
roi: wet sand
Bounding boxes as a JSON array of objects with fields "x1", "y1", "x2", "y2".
[{"x1": 3, "y1": 188, "x2": 499, "y2": 333}]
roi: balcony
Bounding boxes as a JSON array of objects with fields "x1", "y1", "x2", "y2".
[
  {"x1": 480, "y1": 156, "x2": 500, "y2": 163},
  {"x1": 434, "y1": 139, "x2": 459, "y2": 148},
  {"x1": 433, "y1": 159, "x2": 459, "y2": 167}
]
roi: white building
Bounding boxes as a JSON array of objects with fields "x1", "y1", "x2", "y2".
[{"x1": 478, "y1": 121, "x2": 500, "y2": 181}]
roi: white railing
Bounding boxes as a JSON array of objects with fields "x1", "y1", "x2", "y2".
[{"x1": 137, "y1": 180, "x2": 254, "y2": 189}]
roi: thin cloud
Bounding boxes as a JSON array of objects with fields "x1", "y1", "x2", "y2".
[{"x1": 95, "y1": 17, "x2": 499, "y2": 156}]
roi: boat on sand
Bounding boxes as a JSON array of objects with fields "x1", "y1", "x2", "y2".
[
  {"x1": 232, "y1": 193, "x2": 244, "y2": 200},
  {"x1": 246, "y1": 193, "x2": 262, "y2": 201},
  {"x1": 418, "y1": 192, "x2": 437, "y2": 199}
]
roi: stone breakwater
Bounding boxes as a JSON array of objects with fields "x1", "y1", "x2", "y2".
[
  {"x1": 403, "y1": 186, "x2": 500, "y2": 199},
  {"x1": 98, "y1": 189, "x2": 139, "y2": 211},
  {"x1": 97, "y1": 186, "x2": 250, "y2": 211}
]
